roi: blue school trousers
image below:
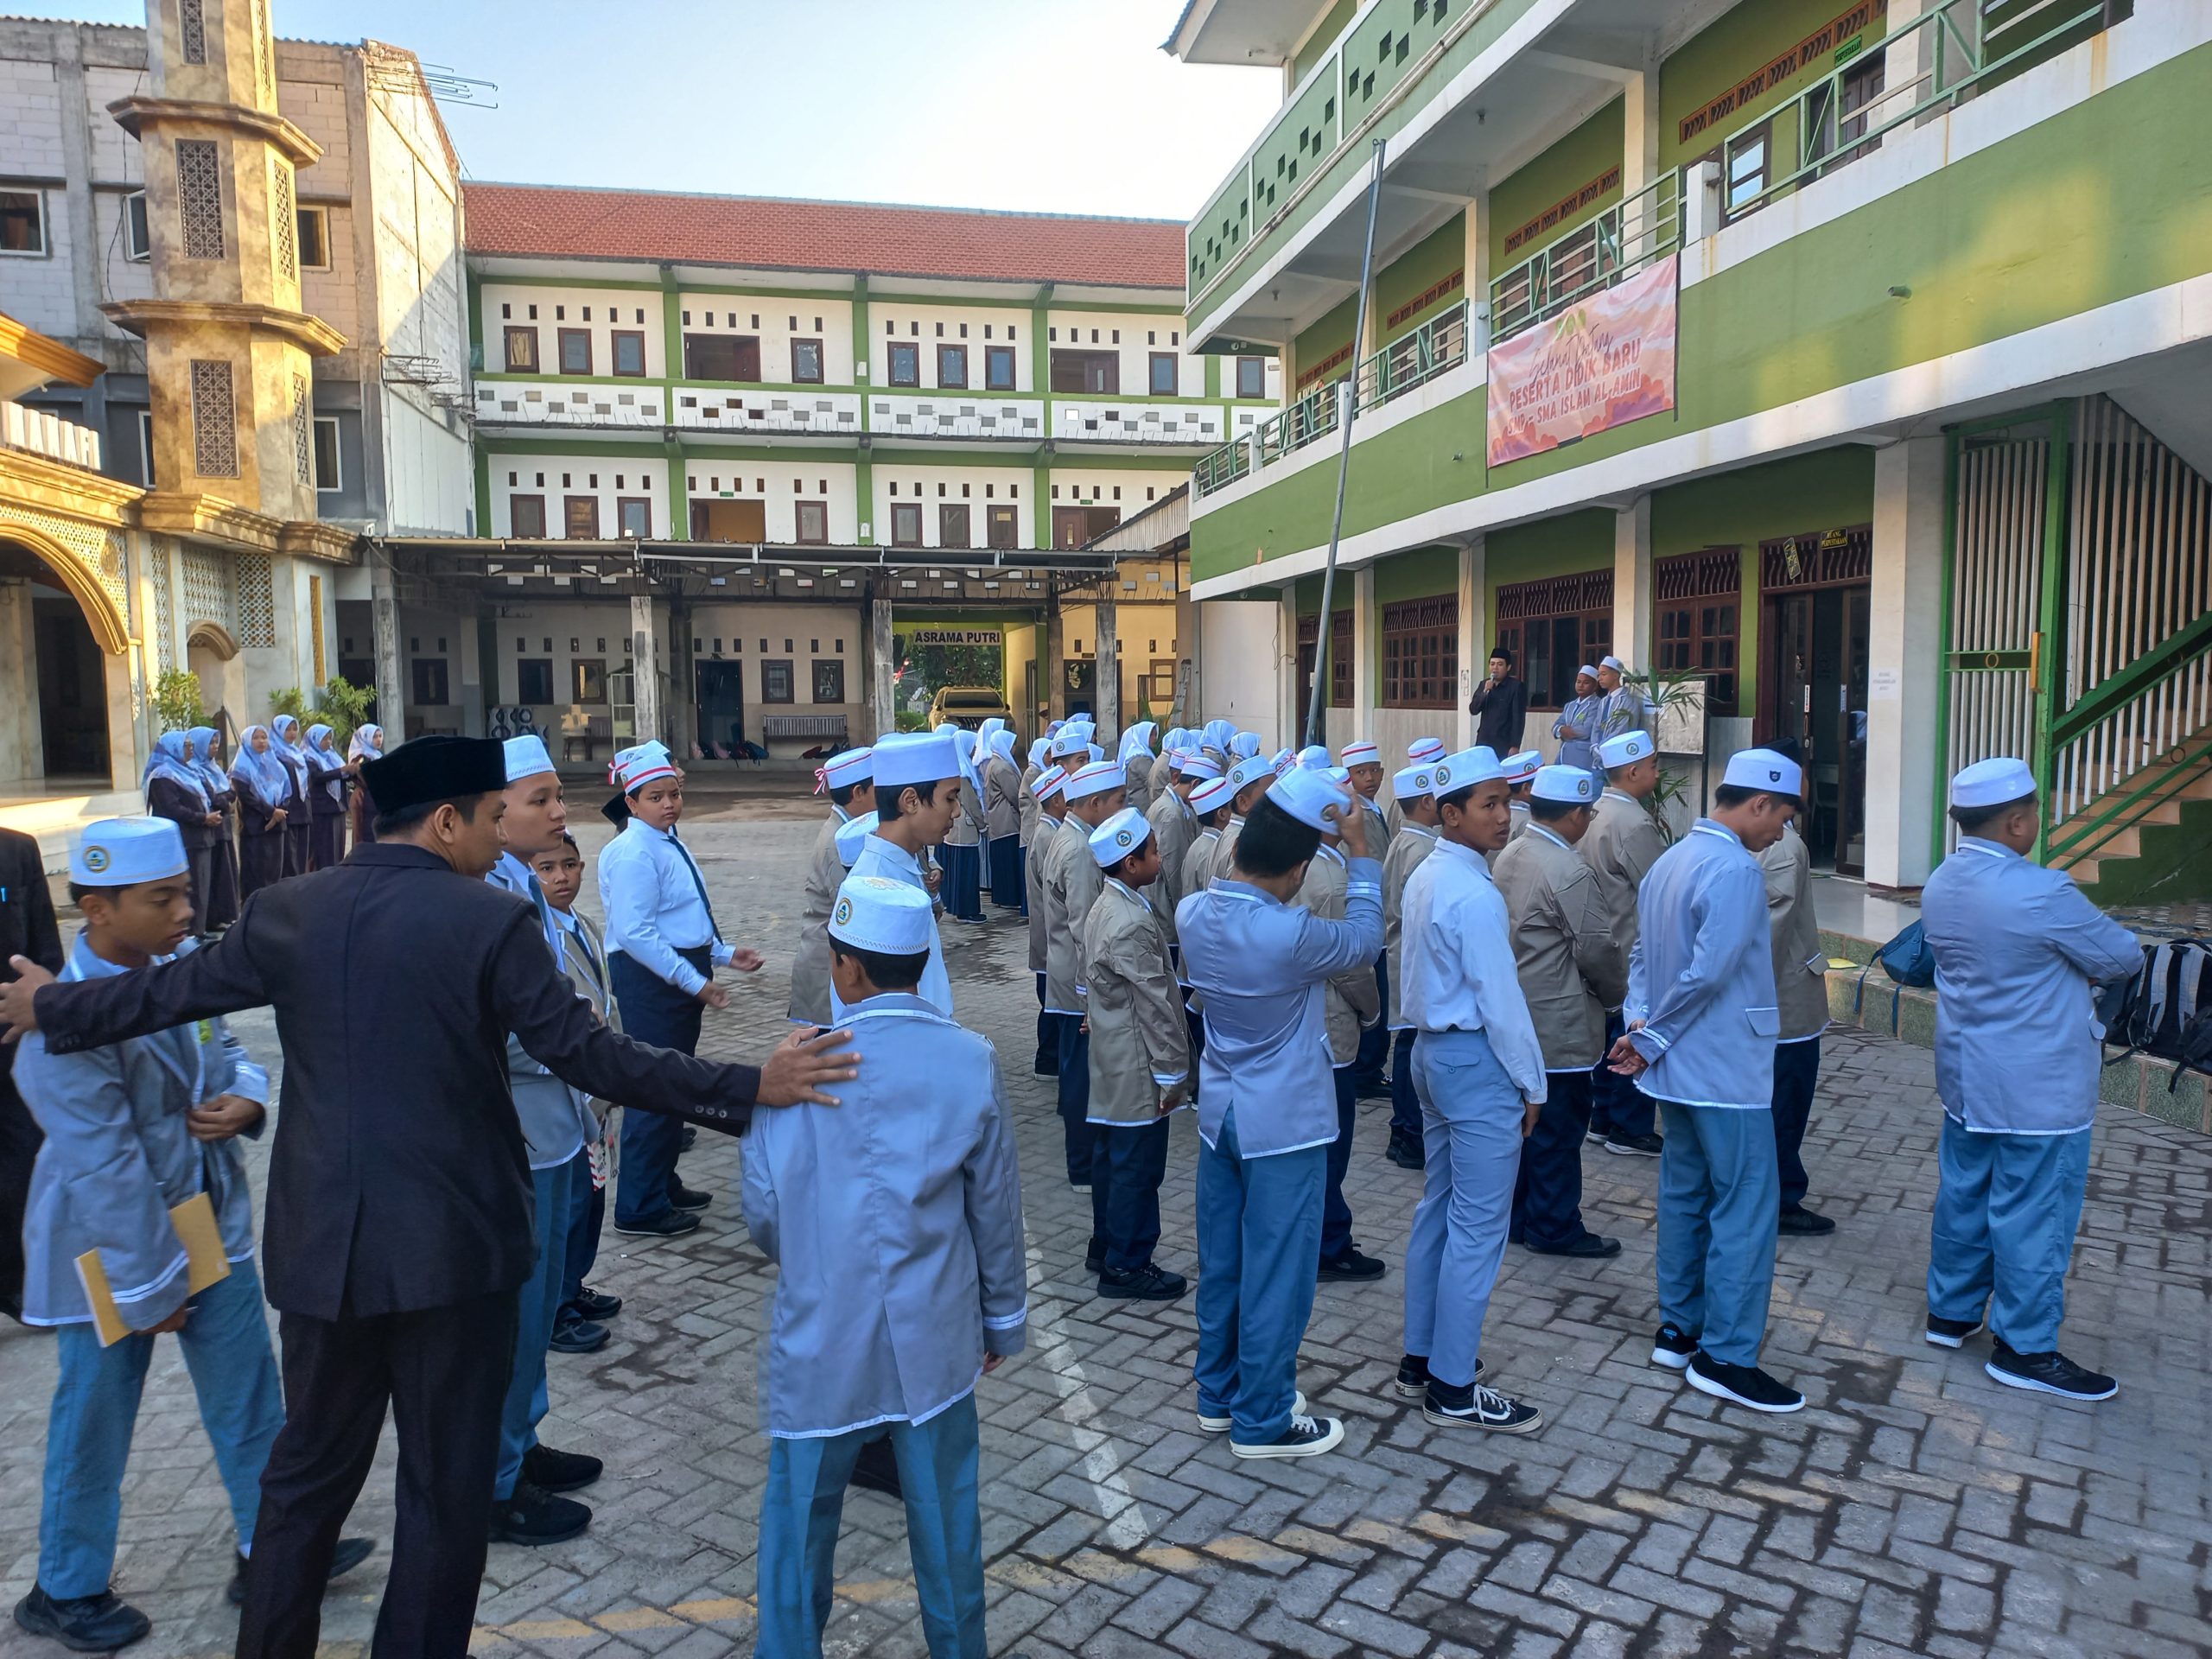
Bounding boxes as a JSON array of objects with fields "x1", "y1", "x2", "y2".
[
  {"x1": 1088, "y1": 1117, "x2": 1172, "y2": 1274},
  {"x1": 496, "y1": 1154, "x2": 579, "y2": 1497},
  {"x1": 1193, "y1": 1106, "x2": 1325, "y2": 1445},
  {"x1": 1402, "y1": 1029, "x2": 1522, "y2": 1390},
  {"x1": 1927, "y1": 1116, "x2": 2090, "y2": 1354},
  {"x1": 755, "y1": 1395, "x2": 986, "y2": 1658},
  {"x1": 1654, "y1": 1099, "x2": 1779, "y2": 1367},
  {"x1": 611, "y1": 945, "x2": 707, "y2": 1229}
]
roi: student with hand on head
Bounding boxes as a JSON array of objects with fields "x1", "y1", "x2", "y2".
[{"x1": 11, "y1": 818, "x2": 372, "y2": 1650}]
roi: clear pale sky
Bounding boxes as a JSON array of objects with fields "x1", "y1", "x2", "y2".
[{"x1": 44, "y1": 0, "x2": 1283, "y2": 220}]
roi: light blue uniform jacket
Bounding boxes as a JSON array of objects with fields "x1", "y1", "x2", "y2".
[
  {"x1": 1176, "y1": 861, "x2": 1383, "y2": 1158},
  {"x1": 842, "y1": 834, "x2": 953, "y2": 1019},
  {"x1": 1625, "y1": 821, "x2": 1780, "y2": 1110},
  {"x1": 741, "y1": 995, "x2": 1027, "y2": 1437},
  {"x1": 1921, "y1": 837, "x2": 2140, "y2": 1135},
  {"x1": 14, "y1": 934, "x2": 269, "y2": 1329},
  {"x1": 488, "y1": 853, "x2": 594, "y2": 1169}
]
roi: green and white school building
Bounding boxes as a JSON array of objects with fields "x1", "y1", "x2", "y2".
[{"x1": 1168, "y1": 0, "x2": 2212, "y2": 903}]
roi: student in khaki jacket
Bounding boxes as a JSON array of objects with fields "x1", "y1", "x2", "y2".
[
  {"x1": 1759, "y1": 808, "x2": 1834, "y2": 1236},
  {"x1": 1381, "y1": 763, "x2": 1443, "y2": 1172},
  {"x1": 1580, "y1": 730, "x2": 1668, "y2": 1157},
  {"x1": 1295, "y1": 773, "x2": 1386, "y2": 1283},
  {"x1": 1493, "y1": 766, "x2": 1628, "y2": 1259},
  {"x1": 1081, "y1": 807, "x2": 1192, "y2": 1303}
]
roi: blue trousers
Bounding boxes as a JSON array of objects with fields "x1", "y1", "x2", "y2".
[
  {"x1": 1089, "y1": 1117, "x2": 1171, "y2": 1273},
  {"x1": 1402, "y1": 1030, "x2": 1522, "y2": 1390},
  {"x1": 559, "y1": 1147, "x2": 605, "y2": 1318},
  {"x1": 938, "y1": 842, "x2": 983, "y2": 922},
  {"x1": 612, "y1": 947, "x2": 706, "y2": 1228},
  {"x1": 1590, "y1": 1011, "x2": 1656, "y2": 1139},
  {"x1": 1194, "y1": 1107, "x2": 1325, "y2": 1444},
  {"x1": 1319, "y1": 1065, "x2": 1359, "y2": 1262},
  {"x1": 1350, "y1": 957, "x2": 1389, "y2": 1088},
  {"x1": 41, "y1": 1259, "x2": 283, "y2": 1598},
  {"x1": 1927, "y1": 1116, "x2": 2090, "y2": 1353},
  {"x1": 497, "y1": 1155, "x2": 580, "y2": 1497},
  {"x1": 1033, "y1": 973, "x2": 1058, "y2": 1077},
  {"x1": 1056, "y1": 1016, "x2": 1096, "y2": 1185},
  {"x1": 1513, "y1": 1070, "x2": 1596, "y2": 1249},
  {"x1": 1772, "y1": 1037, "x2": 1820, "y2": 1211},
  {"x1": 988, "y1": 836, "x2": 1024, "y2": 912},
  {"x1": 1389, "y1": 1028, "x2": 1421, "y2": 1141},
  {"x1": 1655, "y1": 1099, "x2": 1779, "y2": 1367},
  {"x1": 755, "y1": 1396, "x2": 986, "y2": 1659}
]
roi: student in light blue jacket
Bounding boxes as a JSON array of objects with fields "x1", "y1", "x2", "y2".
[
  {"x1": 743, "y1": 875, "x2": 1027, "y2": 1659},
  {"x1": 1609, "y1": 748, "x2": 1805, "y2": 1417},
  {"x1": 1920, "y1": 758, "x2": 2140, "y2": 1403},
  {"x1": 12, "y1": 819, "x2": 369, "y2": 1649},
  {"x1": 1176, "y1": 767, "x2": 1382, "y2": 1461}
]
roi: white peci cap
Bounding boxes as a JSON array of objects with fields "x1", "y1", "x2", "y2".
[
  {"x1": 1598, "y1": 730, "x2": 1655, "y2": 769},
  {"x1": 1429, "y1": 747, "x2": 1503, "y2": 799},
  {"x1": 1722, "y1": 748, "x2": 1804, "y2": 798},
  {"x1": 503, "y1": 734, "x2": 556, "y2": 783},
  {"x1": 70, "y1": 817, "x2": 188, "y2": 887},
  {"x1": 1950, "y1": 756, "x2": 2037, "y2": 810},
  {"x1": 1088, "y1": 806, "x2": 1153, "y2": 868},
  {"x1": 1530, "y1": 766, "x2": 1599, "y2": 804},
  {"x1": 1265, "y1": 766, "x2": 1352, "y2": 832},
  {"x1": 828, "y1": 874, "x2": 935, "y2": 955},
  {"x1": 1392, "y1": 765, "x2": 1433, "y2": 800}
]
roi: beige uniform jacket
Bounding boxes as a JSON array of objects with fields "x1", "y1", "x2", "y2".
[
  {"x1": 1761, "y1": 822, "x2": 1830, "y2": 1040},
  {"x1": 1493, "y1": 823, "x2": 1626, "y2": 1071},
  {"x1": 946, "y1": 777, "x2": 983, "y2": 848},
  {"x1": 1124, "y1": 753, "x2": 1155, "y2": 815},
  {"x1": 1041, "y1": 816, "x2": 1103, "y2": 1014},
  {"x1": 1295, "y1": 844, "x2": 1382, "y2": 1065},
  {"x1": 1508, "y1": 801, "x2": 1530, "y2": 844},
  {"x1": 1211, "y1": 816, "x2": 1245, "y2": 887},
  {"x1": 1580, "y1": 788, "x2": 1665, "y2": 1009},
  {"x1": 1081, "y1": 878, "x2": 1192, "y2": 1125},
  {"x1": 1382, "y1": 822, "x2": 1440, "y2": 1029},
  {"x1": 984, "y1": 758, "x2": 1022, "y2": 841},
  {"x1": 1027, "y1": 814, "x2": 1060, "y2": 973},
  {"x1": 1018, "y1": 764, "x2": 1041, "y2": 847},
  {"x1": 1145, "y1": 785, "x2": 1198, "y2": 950},
  {"x1": 787, "y1": 810, "x2": 846, "y2": 1027}
]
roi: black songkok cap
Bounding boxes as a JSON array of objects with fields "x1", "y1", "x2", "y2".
[{"x1": 361, "y1": 734, "x2": 509, "y2": 814}]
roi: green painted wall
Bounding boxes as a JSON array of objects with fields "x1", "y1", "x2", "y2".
[
  {"x1": 1491, "y1": 98, "x2": 1624, "y2": 271},
  {"x1": 1192, "y1": 48, "x2": 2212, "y2": 588},
  {"x1": 1480, "y1": 512, "x2": 1612, "y2": 653},
  {"x1": 1294, "y1": 293, "x2": 1360, "y2": 390},
  {"x1": 1659, "y1": 0, "x2": 1888, "y2": 170},
  {"x1": 1649, "y1": 449, "x2": 1876, "y2": 716},
  {"x1": 1376, "y1": 214, "x2": 1466, "y2": 346},
  {"x1": 1293, "y1": 0, "x2": 1359, "y2": 85},
  {"x1": 1372, "y1": 544, "x2": 1459, "y2": 605}
]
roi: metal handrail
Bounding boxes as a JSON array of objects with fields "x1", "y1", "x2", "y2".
[
  {"x1": 1488, "y1": 171, "x2": 1681, "y2": 345},
  {"x1": 1193, "y1": 441, "x2": 1251, "y2": 498},
  {"x1": 1256, "y1": 381, "x2": 1342, "y2": 467},
  {"x1": 2049, "y1": 739, "x2": 2212, "y2": 866},
  {"x1": 1356, "y1": 299, "x2": 1471, "y2": 409},
  {"x1": 1708, "y1": 0, "x2": 2107, "y2": 222},
  {"x1": 2048, "y1": 619, "x2": 2212, "y2": 851}
]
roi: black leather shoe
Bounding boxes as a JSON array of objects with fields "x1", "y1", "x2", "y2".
[
  {"x1": 613, "y1": 1210, "x2": 699, "y2": 1238},
  {"x1": 1384, "y1": 1135, "x2": 1425, "y2": 1170},
  {"x1": 550, "y1": 1316, "x2": 609, "y2": 1355},
  {"x1": 569, "y1": 1287, "x2": 622, "y2": 1321},
  {"x1": 1777, "y1": 1205, "x2": 1837, "y2": 1236},
  {"x1": 487, "y1": 1479, "x2": 591, "y2": 1544},
  {"x1": 522, "y1": 1444, "x2": 604, "y2": 1493},
  {"x1": 1528, "y1": 1233, "x2": 1622, "y2": 1259},
  {"x1": 679, "y1": 1125, "x2": 698, "y2": 1152},
  {"x1": 229, "y1": 1535, "x2": 375, "y2": 1606},
  {"x1": 1318, "y1": 1246, "x2": 1386, "y2": 1282},
  {"x1": 852, "y1": 1435, "x2": 904, "y2": 1498},
  {"x1": 668, "y1": 1182, "x2": 712, "y2": 1211},
  {"x1": 1084, "y1": 1239, "x2": 1103, "y2": 1274},
  {"x1": 1098, "y1": 1263, "x2": 1188, "y2": 1300},
  {"x1": 13, "y1": 1586, "x2": 151, "y2": 1651}
]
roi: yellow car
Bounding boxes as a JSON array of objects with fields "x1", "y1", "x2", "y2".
[{"x1": 927, "y1": 686, "x2": 1011, "y2": 731}]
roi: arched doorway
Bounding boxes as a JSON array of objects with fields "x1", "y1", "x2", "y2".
[{"x1": 0, "y1": 535, "x2": 124, "y2": 786}]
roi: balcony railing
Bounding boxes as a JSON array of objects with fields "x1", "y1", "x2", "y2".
[
  {"x1": 1257, "y1": 380, "x2": 1342, "y2": 468},
  {"x1": 1490, "y1": 172, "x2": 1681, "y2": 345},
  {"x1": 1193, "y1": 441, "x2": 1250, "y2": 497},
  {"x1": 1356, "y1": 299, "x2": 1471, "y2": 409}
]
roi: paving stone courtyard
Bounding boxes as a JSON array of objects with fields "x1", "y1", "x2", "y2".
[{"x1": 1, "y1": 796, "x2": 2207, "y2": 1659}]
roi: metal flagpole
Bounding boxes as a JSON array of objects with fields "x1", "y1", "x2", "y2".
[{"x1": 1304, "y1": 137, "x2": 1387, "y2": 752}]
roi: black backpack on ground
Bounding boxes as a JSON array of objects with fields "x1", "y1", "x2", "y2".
[{"x1": 2097, "y1": 937, "x2": 2212, "y2": 1088}]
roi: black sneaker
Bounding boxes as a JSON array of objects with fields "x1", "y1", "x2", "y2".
[
  {"x1": 1650, "y1": 1323, "x2": 1699, "y2": 1370},
  {"x1": 12, "y1": 1586, "x2": 151, "y2": 1652},
  {"x1": 1527, "y1": 1233, "x2": 1622, "y2": 1259},
  {"x1": 679, "y1": 1125, "x2": 697, "y2": 1152},
  {"x1": 1985, "y1": 1340, "x2": 2117, "y2": 1402},
  {"x1": 522, "y1": 1444, "x2": 603, "y2": 1493},
  {"x1": 487, "y1": 1479, "x2": 591, "y2": 1544},
  {"x1": 1318, "y1": 1246, "x2": 1387, "y2": 1282},
  {"x1": 1686, "y1": 1351, "x2": 1804, "y2": 1414},
  {"x1": 569, "y1": 1287, "x2": 622, "y2": 1321},
  {"x1": 229, "y1": 1535, "x2": 375, "y2": 1606},
  {"x1": 668, "y1": 1182, "x2": 711, "y2": 1212},
  {"x1": 1385, "y1": 1135, "x2": 1426, "y2": 1170},
  {"x1": 1393, "y1": 1355, "x2": 1480, "y2": 1399},
  {"x1": 1069, "y1": 1181, "x2": 1092, "y2": 1194},
  {"x1": 1777, "y1": 1205, "x2": 1837, "y2": 1236},
  {"x1": 1098, "y1": 1263, "x2": 1188, "y2": 1300},
  {"x1": 613, "y1": 1211, "x2": 699, "y2": 1239},
  {"x1": 1083, "y1": 1239, "x2": 1103, "y2": 1274},
  {"x1": 1033, "y1": 1053, "x2": 1059, "y2": 1077},
  {"x1": 549, "y1": 1316, "x2": 609, "y2": 1355},
  {"x1": 1925, "y1": 1313, "x2": 1986, "y2": 1349},
  {"x1": 1604, "y1": 1130, "x2": 1664, "y2": 1158},
  {"x1": 1425, "y1": 1380, "x2": 1543, "y2": 1434},
  {"x1": 1355, "y1": 1077, "x2": 1393, "y2": 1103},
  {"x1": 1230, "y1": 1412, "x2": 1344, "y2": 1460},
  {"x1": 852, "y1": 1435, "x2": 904, "y2": 1498}
]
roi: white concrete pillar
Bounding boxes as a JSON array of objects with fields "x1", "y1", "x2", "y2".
[
  {"x1": 1095, "y1": 598, "x2": 1119, "y2": 740},
  {"x1": 628, "y1": 591, "x2": 663, "y2": 750},
  {"x1": 1466, "y1": 193, "x2": 1493, "y2": 354},
  {"x1": 1279, "y1": 586, "x2": 1300, "y2": 750},
  {"x1": 371, "y1": 556, "x2": 404, "y2": 735},
  {"x1": 1613, "y1": 497, "x2": 1654, "y2": 688},
  {"x1": 1621, "y1": 61, "x2": 1662, "y2": 198},
  {"x1": 870, "y1": 592, "x2": 897, "y2": 742},
  {"x1": 1352, "y1": 565, "x2": 1376, "y2": 745},
  {"x1": 1865, "y1": 435, "x2": 1948, "y2": 892},
  {"x1": 1458, "y1": 536, "x2": 1484, "y2": 748}
]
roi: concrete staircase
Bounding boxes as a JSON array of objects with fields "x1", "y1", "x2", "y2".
[{"x1": 2046, "y1": 741, "x2": 2212, "y2": 902}]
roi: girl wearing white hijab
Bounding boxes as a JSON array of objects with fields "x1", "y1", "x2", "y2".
[
  {"x1": 938, "y1": 727, "x2": 987, "y2": 925},
  {"x1": 303, "y1": 723, "x2": 349, "y2": 870},
  {"x1": 268, "y1": 714, "x2": 315, "y2": 875},
  {"x1": 229, "y1": 724, "x2": 294, "y2": 897},
  {"x1": 143, "y1": 729, "x2": 219, "y2": 933},
  {"x1": 1117, "y1": 721, "x2": 1160, "y2": 814},
  {"x1": 982, "y1": 726, "x2": 1025, "y2": 914},
  {"x1": 188, "y1": 724, "x2": 242, "y2": 929},
  {"x1": 346, "y1": 724, "x2": 385, "y2": 844}
]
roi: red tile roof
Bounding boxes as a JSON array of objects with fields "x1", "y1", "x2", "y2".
[{"x1": 462, "y1": 183, "x2": 1188, "y2": 291}]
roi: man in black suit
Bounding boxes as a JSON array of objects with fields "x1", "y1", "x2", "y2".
[
  {"x1": 0, "y1": 824, "x2": 62, "y2": 1323},
  {"x1": 1469, "y1": 646, "x2": 1529, "y2": 755},
  {"x1": 0, "y1": 736, "x2": 855, "y2": 1657}
]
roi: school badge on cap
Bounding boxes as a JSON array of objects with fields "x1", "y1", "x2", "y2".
[
  {"x1": 82, "y1": 844, "x2": 110, "y2": 874},
  {"x1": 832, "y1": 894, "x2": 854, "y2": 927}
]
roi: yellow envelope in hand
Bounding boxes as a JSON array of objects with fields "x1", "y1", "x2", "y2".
[{"x1": 74, "y1": 1191, "x2": 233, "y2": 1348}]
